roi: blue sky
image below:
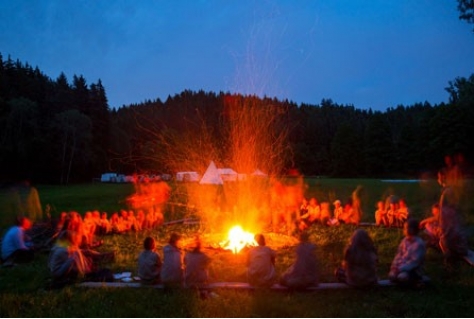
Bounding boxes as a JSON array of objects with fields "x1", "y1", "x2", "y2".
[{"x1": 1, "y1": 0, "x2": 474, "y2": 111}]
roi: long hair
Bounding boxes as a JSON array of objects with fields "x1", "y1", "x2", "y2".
[{"x1": 345, "y1": 229, "x2": 377, "y2": 264}]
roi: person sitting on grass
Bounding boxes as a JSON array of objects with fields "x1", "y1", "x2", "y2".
[
  {"x1": 83, "y1": 211, "x2": 99, "y2": 248},
  {"x1": 280, "y1": 232, "x2": 319, "y2": 289},
  {"x1": 247, "y1": 233, "x2": 276, "y2": 288},
  {"x1": 299, "y1": 198, "x2": 308, "y2": 224},
  {"x1": 49, "y1": 230, "x2": 114, "y2": 288},
  {"x1": 127, "y1": 210, "x2": 139, "y2": 231},
  {"x1": 338, "y1": 187, "x2": 363, "y2": 226},
  {"x1": 395, "y1": 198, "x2": 410, "y2": 228},
  {"x1": 300, "y1": 197, "x2": 321, "y2": 225},
  {"x1": 385, "y1": 196, "x2": 400, "y2": 227},
  {"x1": 338, "y1": 199, "x2": 356, "y2": 225},
  {"x1": 1, "y1": 216, "x2": 35, "y2": 266},
  {"x1": 161, "y1": 232, "x2": 184, "y2": 289},
  {"x1": 184, "y1": 236, "x2": 212, "y2": 298},
  {"x1": 419, "y1": 203, "x2": 442, "y2": 249},
  {"x1": 48, "y1": 230, "x2": 91, "y2": 287},
  {"x1": 97, "y1": 212, "x2": 111, "y2": 235},
  {"x1": 319, "y1": 202, "x2": 331, "y2": 226},
  {"x1": 136, "y1": 210, "x2": 146, "y2": 231},
  {"x1": 389, "y1": 218, "x2": 426, "y2": 286},
  {"x1": 335, "y1": 229, "x2": 378, "y2": 287},
  {"x1": 138, "y1": 236, "x2": 162, "y2": 284},
  {"x1": 374, "y1": 201, "x2": 387, "y2": 226},
  {"x1": 333, "y1": 199, "x2": 343, "y2": 222},
  {"x1": 109, "y1": 213, "x2": 125, "y2": 234}
]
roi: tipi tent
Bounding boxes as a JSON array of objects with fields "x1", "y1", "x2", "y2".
[{"x1": 199, "y1": 161, "x2": 224, "y2": 185}]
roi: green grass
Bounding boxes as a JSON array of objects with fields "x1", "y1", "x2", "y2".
[{"x1": 1, "y1": 179, "x2": 474, "y2": 317}]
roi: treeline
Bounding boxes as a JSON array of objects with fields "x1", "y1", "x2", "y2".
[
  {"x1": 0, "y1": 54, "x2": 109, "y2": 183},
  {"x1": 1, "y1": 53, "x2": 473, "y2": 183}
]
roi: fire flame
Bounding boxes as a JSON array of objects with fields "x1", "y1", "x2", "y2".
[{"x1": 222, "y1": 225, "x2": 257, "y2": 254}]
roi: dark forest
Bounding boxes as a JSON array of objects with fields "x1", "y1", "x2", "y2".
[{"x1": 1, "y1": 53, "x2": 473, "y2": 184}]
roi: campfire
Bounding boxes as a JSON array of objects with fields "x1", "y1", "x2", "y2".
[{"x1": 220, "y1": 225, "x2": 257, "y2": 254}]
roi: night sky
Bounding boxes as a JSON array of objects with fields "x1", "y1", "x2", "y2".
[{"x1": 1, "y1": 0, "x2": 474, "y2": 111}]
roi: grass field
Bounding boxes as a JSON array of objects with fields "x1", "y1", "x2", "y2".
[{"x1": 1, "y1": 179, "x2": 473, "y2": 317}]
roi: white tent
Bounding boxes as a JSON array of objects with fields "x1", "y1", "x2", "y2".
[
  {"x1": 217, "y1": 168, "x2": 238, "y2": 182},
  {"x1": 252, "y1": 169, "x2": 267, "y2": 177},
  {"x1": 199, "y1": 161, "x2": 224, "y2": 185}
]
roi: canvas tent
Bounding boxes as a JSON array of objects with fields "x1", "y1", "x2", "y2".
[
  {"x1": 217, "y1": 168, "x2": 238, "y2": 182},
  {"x1": 252, "y1": 169, "x2": 267, "y2": 177},
  {"x1": 199, "y1": 161, "x2": 224, "y2": 185}
]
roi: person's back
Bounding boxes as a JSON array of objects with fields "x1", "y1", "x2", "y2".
[
  {"x1": 247, "y1": 234, "x2": 276, "y2": 287},
  {"x1": 161, "y1": 233, "x2": 183, "y2": 286},
  {"x1": 48, "y1": 231, "x2": 87, "y2": 285},
  {"x1": 280, "y1": 233, "x2": 319, "y2": 289},
  {"x1": 184, "y1": 249, "x2": 211, "y2": 288},
  {"x1": 343, "y1": 230, "x2": 378, "y2": 287},
  {"x1": 138, "y1": 237, "x2": 162, "y2": 284},
  {"x1": 336, "y1": 229, "x2": 377, "y2": 287}
]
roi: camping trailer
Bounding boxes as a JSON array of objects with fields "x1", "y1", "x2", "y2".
[{"x1": 100, "y1": 173, "x2": 118, "y2": 183}]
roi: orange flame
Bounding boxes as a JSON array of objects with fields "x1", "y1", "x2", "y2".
[{"x1": 221, "y1": 225, "x2": 257, "y2": 254}]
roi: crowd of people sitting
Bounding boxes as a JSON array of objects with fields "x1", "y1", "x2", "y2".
[
  {"x1": 134, "y1": 217, "x2": 428, "y2": 296},
  {"x1": 298, "y1": 186, "x2": 364, "y2": 230},
  {"x1": 54, "y1": 208, "x2": 165, "y2": 246},
  {"x1": 0, "y1": 164, "x2": 471, "y2": 294},
  {"x1": 297, "y1": 190, "x2": 408, "y2": 231},
  {"x1": 374, "y1": 196, "x2": 410, "y2": 228},
  {"x1": 141, "y1": 161, "x2": 466, "y2": 292}
]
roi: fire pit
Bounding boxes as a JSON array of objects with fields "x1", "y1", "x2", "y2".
[{"x1": 180, "y1": 228, "x2": 299, "y2": 254}]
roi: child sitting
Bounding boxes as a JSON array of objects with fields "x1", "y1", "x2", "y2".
[
  {"x1": 247, "y1": 234, "x2": 276, "y2": 288},
  {"x1": 184, "y1": 236, "x2": 212, "y2": 298},
  {"x1": 280, "y1": 232, "x2": 319, "y2": 289},
  {"x1": 374, "y1": 201, "x2": 387, "y2": 226},
  {"x1": 419, "y1": 203, "x2": 441, "y2": 249},
  {"x1": 161, "y1": 233, "x2": 184, "y2": 288},
  {"x1": 389, "y1": 219, "x2": 426, "y2": 286},
  {"x1": 335, "y1": 229, "x2": 378, "y2": 287},
  {"x1": 138, "y1": 237, "x2": 162, "y2": 284},
  {"x1": 48, "y1": 230, "x2": 91, "y2": 287}
]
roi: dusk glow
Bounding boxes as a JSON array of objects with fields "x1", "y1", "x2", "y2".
[{"x1": 2, "y1": 1, "x2": 474, "y2": 111}]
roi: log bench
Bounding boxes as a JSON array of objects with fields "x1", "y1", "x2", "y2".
[{"x1": 77, "y1": 276, "x2": 431, "y2": 290}]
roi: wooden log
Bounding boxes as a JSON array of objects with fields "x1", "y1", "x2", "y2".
[{"x1": 78, "y1": 276, "x2": 431, "y2": 290}]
